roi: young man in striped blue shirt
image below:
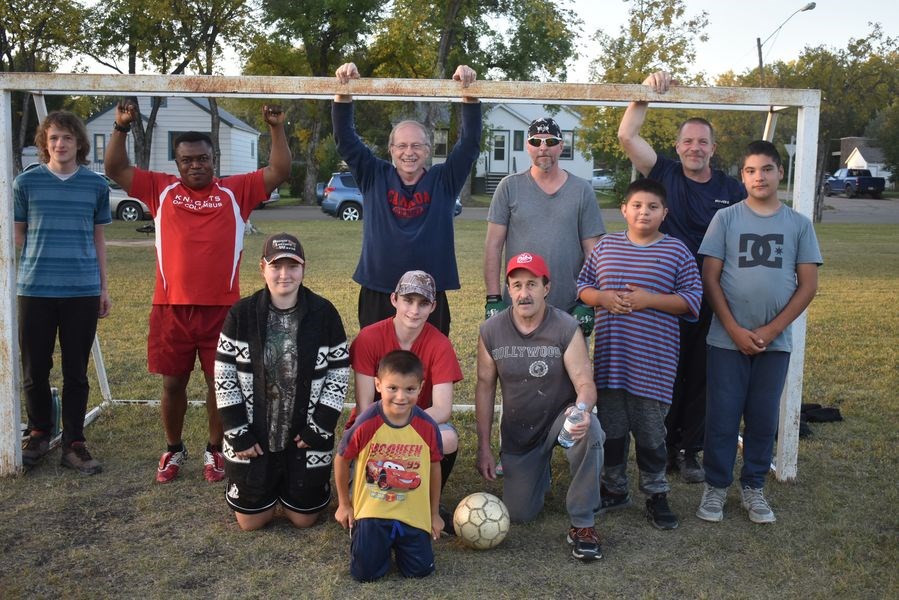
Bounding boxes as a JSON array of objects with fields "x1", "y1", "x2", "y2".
[
  {"x1": 15, "y1": 111, "x2": 112, "y2": 475},
  {"x1": 577, "y1": 179, "x2": 702, "y2": 529}
]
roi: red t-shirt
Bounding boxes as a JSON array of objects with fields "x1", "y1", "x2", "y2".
[
  {"x1": 130, "y1": 169, "x2": 266, "y2": 306},
  {"x1": 347, "y1": 318, "x2": 463, "y2": 428}
]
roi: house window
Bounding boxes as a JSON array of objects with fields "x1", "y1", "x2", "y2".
[
  {"x1": 251, "y1": 141, "x2": 255, "y2": 159},
  {"x1": 493, "y1": 133, "x2": 506, "y2": 162},
  {"x1": 513, "y1": 130, "x2": 524, "y2": 151},
  {"x1": 433, "y1": 130, "x2": 448, "y2": 157},
  {"x1": 169, "y1": 131, "x2": 211, "y2": 160},
  {"x1": 560, "y1": 131, "x2": 574, "y2": 160},
  {"x1": 93, "y1": 134, "x2": 106, "y2": 163}
]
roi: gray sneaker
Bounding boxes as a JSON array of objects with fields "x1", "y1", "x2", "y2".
[
  {"x1": 61, "y1": 442, "x2": 103, "y2": 475},
  {"x1": 740, "y1": 486, "x2": 776, "y2": 524},
  {"x1": 696, "y1": 483, "x2": 727, "y2": 522}
]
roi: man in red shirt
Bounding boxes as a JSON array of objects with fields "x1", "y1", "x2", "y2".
[{"x1": 105, "y1": 101, "x2": 290, "y2": 484}]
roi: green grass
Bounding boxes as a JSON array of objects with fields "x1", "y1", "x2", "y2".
[{"x1": 1, "y1": 219, "x2": 897, "y2": 598}]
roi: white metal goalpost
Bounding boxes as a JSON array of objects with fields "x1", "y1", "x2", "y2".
[{"x1": 0, "y1": 73, "x2": 821, "y2": 479}]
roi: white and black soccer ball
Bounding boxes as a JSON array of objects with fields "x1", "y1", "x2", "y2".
[{"x1": 453, "y1": 492, "x2": 510, "y2": 549}]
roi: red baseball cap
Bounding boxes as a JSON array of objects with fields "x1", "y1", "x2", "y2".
[{"x1": 506, "y1": 252, "x2": 550, "y2": 280}]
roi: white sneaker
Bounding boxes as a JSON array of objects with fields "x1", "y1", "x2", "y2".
[
  {"x1": 696, "y1": 483, "x2": 727, "y2": 522},
  {"x1": 741, "y1": 486, "x2": 776, "y2": 524}
]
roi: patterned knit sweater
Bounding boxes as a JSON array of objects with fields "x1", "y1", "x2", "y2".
[{"x1": 214, "y1": 286, "x2": 350, "y2": 478}]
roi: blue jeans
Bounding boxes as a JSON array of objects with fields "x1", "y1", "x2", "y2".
[{"x1": 704, "y1": 346, "x2": 790, "y2": 489}]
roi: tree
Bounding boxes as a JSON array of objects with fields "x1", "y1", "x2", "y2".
[
  {"x1": 871, "y1": 101, "x2": 899, "y2": 186},
  {"x1": 255, "y1": 0, "x2": 388, "y2": 203},
  {"x1": 577, "y1": 0, "x2": 709, "y2": 171},
  {"x1": 1, "y1": 0, "x2": 86, "y2": 169}
]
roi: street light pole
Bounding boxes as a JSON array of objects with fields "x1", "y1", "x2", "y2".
[{"x1": 757, "y1": 2, "x2": 816, "y2": 86}]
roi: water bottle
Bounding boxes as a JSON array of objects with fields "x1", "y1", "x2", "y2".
[
  {"x1": 558, "y1": 402, "x2": 587, "y2": 448},
  {"x1": 50, "y1": 386, "x2": 61, "y2": 437}
]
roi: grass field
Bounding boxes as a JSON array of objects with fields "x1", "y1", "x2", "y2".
[{"x1": 1, "y1": 217, "x2": 897, "y2": 598}]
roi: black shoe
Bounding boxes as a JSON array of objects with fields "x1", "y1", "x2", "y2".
[
  {"x1": 439, "y1": 504, "x2": 456, "y2": 536},
  {"x1": 567, "y1": 526, "x2": 603, "y2": 561},
  {"x1": 597, "y1": 486, "x2": 631, "y2": 514},
  {"x1": 677, "y1": 452, "x2": 705, "y2": 483},
  {"x1": 22, "y1": 431, "x2": 51, "y2": 468},
  {"x1": 60, "y1": 442, "x2": 103, "y2": 475},
  {"x1": 645, "y1": 493, "x2": 679, "y2": 530}
]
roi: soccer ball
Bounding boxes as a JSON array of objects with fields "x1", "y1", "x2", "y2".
[{"x1": 453, "y1": 492, "x2": 510, "y2": 549}]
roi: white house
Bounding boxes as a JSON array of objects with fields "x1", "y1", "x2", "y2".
[
  {"x1": 846, "y1": 144, "x2": 893, "y2": 189},
  {"x1": 84, "y1": 97, "x2": 261, "y2": 175},
  {"x1": 472, "y1": 103, "x2": 593, "y2": 193}
]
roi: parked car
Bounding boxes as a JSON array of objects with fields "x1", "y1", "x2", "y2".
[
  {"x1": 321, "y1": 171, "x2": 462, "y2": 221},
  {"x1": 822, "y1": 168, "x2": 885, "y2": 198},
  {"x1": 592, "y1": 168, "x2": 614, "y2": 191},
  {"x1": 102, "y1": 175, "x2": 150, "y2": 222}
]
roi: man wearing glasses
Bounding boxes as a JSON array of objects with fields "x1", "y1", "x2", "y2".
[
  {"x1": 333, "y1": 63, "x2": 482, "y2": 336},
  {"x1": 105, "y1": 102, "x2": 291, "y2": 484},
  {"x1": 484, "y1": 117, "x2": 605, "y2": 330}
]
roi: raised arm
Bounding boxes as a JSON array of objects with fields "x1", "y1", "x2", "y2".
[
  {"x1": 334, "y1": 62, "x2": 359, "y2": 103},
  {"x1": 618, "y1": 71, "x2": 674, "y2": 177},
  {"x1": 452, "y1": 65, "x2": 478, "y2": 104},
  {"x1": 105, "y1": 100, "x2": 137, "y2": 193},
  {"x1": 260, "y1": 105, "x2": 291, "y2": 194}
]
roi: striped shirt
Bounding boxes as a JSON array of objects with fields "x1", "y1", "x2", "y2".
[
  {"x1": 13, "y1": 165, "x2": 111, "y2": 298},
  {"x1": 576, "y1": 232, "x2": 702, "y2": 403}
]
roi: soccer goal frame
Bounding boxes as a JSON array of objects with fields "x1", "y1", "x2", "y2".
[{"x1": 0, "y1": 73, "x2": 821, "y2": 479}]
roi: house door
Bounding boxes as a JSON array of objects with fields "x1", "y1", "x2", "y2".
[{"x1": 491, "y1": 131, "x2": 509, "y2": 174}]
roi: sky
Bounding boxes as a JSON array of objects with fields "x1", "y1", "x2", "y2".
[{"x1": 566, "y1": 0, "x2": 898, "y2": 82}]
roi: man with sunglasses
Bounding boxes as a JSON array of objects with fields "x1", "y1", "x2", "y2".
[
  {"x1": 484, "y1": 117, "x2": 605, "y2": 334},
  {"x1": 618, "y1": 71, "x2": 745, "y2": 484},
  {"x1": 333, "y1": 63, "x2": 482, "y2": 336}
]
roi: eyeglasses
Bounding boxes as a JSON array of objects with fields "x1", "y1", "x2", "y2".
[
  {"x1": 526, "y1": 136, "x2": 562, "y2": 148},
  {"x1": 391, "y1": 143, "x2": 429, "y2": 152}
]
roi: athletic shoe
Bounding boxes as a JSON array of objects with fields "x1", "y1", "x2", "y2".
[
  {"x1": 676, "y1": 452, "x2": 705, "y2": 483},
  {"x1": 740, "y1": 486, "x2": 776, "y2": 524},
  {"x1": 438, "y1": 504, "x2": 456, "y2": 536},
  {"x1": 696, "y1": 483, "x2": 727, "y2": 522},
  {"x1": 597, "y1": 486, "x2": 631, "y2": 514},
  {"x1": 645, "y1": 493, "x2": 679, "y2": 530},
  {"x1": 203, "y1": 450, "x2": 225, "y2": 483},
  {"x1": 567, "y1": 526, "x2": 603, "y2": 561},
  {"x1": 60, "y1": 442, "x2": 103, "y2": 475},
  {"x1": 22, "y1": 430, "x2": 51, "y2": 467},
  {"x1": 156, "y1": 448, "x2": 187, "y2": 483}
]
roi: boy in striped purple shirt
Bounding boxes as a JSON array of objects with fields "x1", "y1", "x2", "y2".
[{"x1": 577, "y1": 179, "x2": 702, "y2": 530}]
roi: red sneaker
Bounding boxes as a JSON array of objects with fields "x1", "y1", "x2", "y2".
[
  {"x1": 204, "y1": 450, "x2": 225, "y2": 483},
  {"x1": 156, "y1": 449, "x2": 187, "y2": 483}
]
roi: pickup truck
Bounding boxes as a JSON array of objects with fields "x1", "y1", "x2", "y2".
[{"x1": 823, "y1": 168, "x2": 885, "y2": 199}]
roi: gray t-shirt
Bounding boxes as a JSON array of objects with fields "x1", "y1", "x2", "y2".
[
  {"x1": 699, "y1": 202, "x2": 823, "y2": 352},
  {"x1": 264, "y1": 304, "x2": 300, "y2": 451},
  {"x1": 479, "y1": 306, "x2": 580, "y2": 453},
  {"x1": 488, "y1": 170, "x2": 606, "y2": 312}
]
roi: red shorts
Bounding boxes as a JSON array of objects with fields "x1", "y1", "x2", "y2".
[{"x1": 148, "y1": 305, "x2": 231, "y2": 376}]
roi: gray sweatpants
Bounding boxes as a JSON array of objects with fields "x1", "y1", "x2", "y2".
[
  {"x1": 501, "y1": 408, "x2": 604, "y2": 527},
  {"x1": 598, "y1": 388, "x2": 670, "y2": 496}
]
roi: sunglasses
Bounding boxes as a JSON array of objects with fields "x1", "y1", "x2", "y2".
[{"x1": 527, "y1": 136, "x2": 562, "y2": 148}]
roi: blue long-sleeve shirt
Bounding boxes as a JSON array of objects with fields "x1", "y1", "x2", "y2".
[{"x1": 332, "y1": 101, "x2": 482, "y2": 292}]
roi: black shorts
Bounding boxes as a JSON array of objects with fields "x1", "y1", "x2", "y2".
[{"x1": 224, "y1": 446, "x2": 331, "y2": 515}]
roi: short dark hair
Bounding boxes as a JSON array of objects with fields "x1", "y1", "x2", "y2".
[
  {"x1": 742, "y1": 140, "x2": 782, "y2": 168},
  {"x1": 677, "y1": 117, "x2": 715, "y2": 143},
  {"x1": 173, "y1": 131, "x2": 213, "y2": 151},
  {"x1": 624, "y1": 178, "x2": 667, "y2": 207},
  {"x1": 35, "y1": 111, "x2": 90, "y2": 165},
  {"x1": 377, "y1": 350, "x2": 424, "y2": 382}
]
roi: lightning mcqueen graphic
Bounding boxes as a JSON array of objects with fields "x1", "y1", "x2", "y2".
[{"x1": 365, "y1": 460, "x2": 422, "y2": 490}]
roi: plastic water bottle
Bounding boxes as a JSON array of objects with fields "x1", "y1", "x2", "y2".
[
  {"x1": 557, "y1": 402, "x2": 587, "y2": 448},
  {"x1": 50, "y1": 386, "x2": 61, "y2": 437}
]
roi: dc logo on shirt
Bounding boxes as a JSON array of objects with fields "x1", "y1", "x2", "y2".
[{"x1": 738, "y1": 233, "x2": 784, "y2": 269}]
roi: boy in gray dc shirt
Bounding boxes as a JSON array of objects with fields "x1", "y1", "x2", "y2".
[{"x1": 696, "y1": 141, "x2": 822, "y2": 525}]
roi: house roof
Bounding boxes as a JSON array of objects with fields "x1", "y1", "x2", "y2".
[
  {"x1": 486, "y1": 103, "x2": 583, "y2": 128},
  {"x1": 86, "y1": 97, "x2": 259, "y2": 135}
]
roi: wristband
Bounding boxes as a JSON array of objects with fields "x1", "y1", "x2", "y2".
[
  {"x1": 486, "y1": 295, "x2": 502, "y2": 303},
  {"x1": 113, "y1": 121, "x2": 131, "y2": 133}
]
